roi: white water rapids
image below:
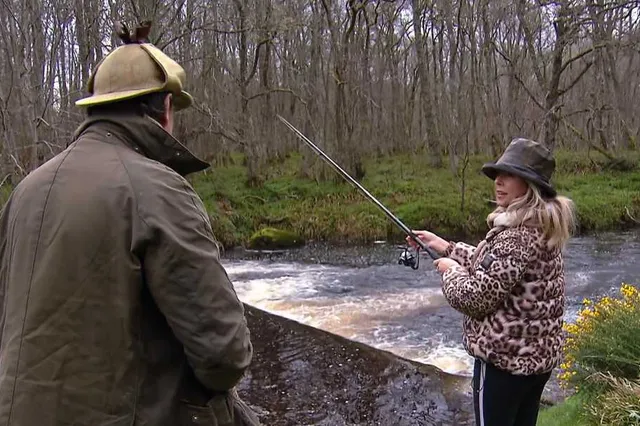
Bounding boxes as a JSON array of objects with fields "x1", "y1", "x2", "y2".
[{"x1": 224, "y1": 231, "x2": 640, "y2": 377}]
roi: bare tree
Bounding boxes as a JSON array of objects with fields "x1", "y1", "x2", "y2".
[{"x1": 1, "y1": 0, "x2": 640, "y2": 186}]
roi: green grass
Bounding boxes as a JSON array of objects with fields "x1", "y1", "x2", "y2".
[
  {"x1": 189, "y1": 149, "x2": 640, "y2": 248},
  {"x1": 2, "y1": 149, "x2": 639, "y2": 248},
  {"x1": 192, "y1": 151, "x2": 495, "y2": 247},
  {"x1": 537, "y1": 394, "x2": 589, "y2": 426}
]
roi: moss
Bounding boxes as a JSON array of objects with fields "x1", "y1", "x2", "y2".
[{"x1": 247, "y1": 227, "x2": 304, "y2": 250}]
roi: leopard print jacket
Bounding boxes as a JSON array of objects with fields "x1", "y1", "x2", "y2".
[{"x1": 441, "y1": 223, "x2": 565, "y2": 376}]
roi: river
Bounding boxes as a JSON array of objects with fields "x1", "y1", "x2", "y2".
[{"x1": 222, "y1": 231, "x2": 640, "y2": 379}]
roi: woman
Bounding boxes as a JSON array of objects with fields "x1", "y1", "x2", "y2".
[{"x1": 408, "y1": 138, "x2": 575, "y2": 426}]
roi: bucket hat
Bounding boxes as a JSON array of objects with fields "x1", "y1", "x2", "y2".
[
  {"x1": 481, "y1": 138, "x2": 557, "y2": 198},
  {"x1": 75, "y1": 21, "x2": 193, "y2": 111}
]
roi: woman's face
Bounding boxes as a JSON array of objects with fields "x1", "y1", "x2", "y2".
[{"x1": 495, "y1": 172, "x2": 529, "y2": 207}]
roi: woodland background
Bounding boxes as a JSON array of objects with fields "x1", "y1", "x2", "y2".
[
  {"x1": 1, "y1": 0, "x2": 639, "y2": 187},
  {"x1": 2, "y1": 0, "x2": 640, "y2": 246}
]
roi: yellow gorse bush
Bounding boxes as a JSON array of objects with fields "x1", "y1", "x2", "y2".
[
  {"x1": 559, "y1": 283, "x2": 640, "y2": 390},
  {"x1": 558, "y1": 283, "x2": 640, "y2": 424}
]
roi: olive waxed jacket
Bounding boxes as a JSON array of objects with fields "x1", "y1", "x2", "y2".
[{"x1": 0, "y1": 113, "x2": 256, "y2": 425}]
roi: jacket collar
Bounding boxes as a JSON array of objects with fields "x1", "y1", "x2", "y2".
[
  {"x1": 72, "y1": 113, "x2": 210, "y2": 176},
  {"x1": 487, "y1": 211, "x2": 539, "y2": 241}
]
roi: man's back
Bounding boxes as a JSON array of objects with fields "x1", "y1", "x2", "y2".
[{"x1": 0, "y1": 118, "x2": 253, "y2": 425}]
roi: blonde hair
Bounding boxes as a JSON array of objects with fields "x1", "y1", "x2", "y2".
[{"x1": 487, "y1": 184, "x2": 576, "y2": 250}]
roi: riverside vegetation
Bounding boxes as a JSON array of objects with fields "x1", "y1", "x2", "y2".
[
  {"x1": 183, "y1": 149, "x2": 640, "y2": 249},
  {"x1": 537, "y1": 283, "x2": 640, "y2": 426},
  {"x1": 1, "y1": 149, "x2": 638, "y2": 247}
]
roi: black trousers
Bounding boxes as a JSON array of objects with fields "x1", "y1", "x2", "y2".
[{"x1": 473, "y1": 359, "x2": 551, "y2": 426}]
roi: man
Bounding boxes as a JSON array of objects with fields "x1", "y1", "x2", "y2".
[{"x1": 0, "y1": 22, "x2": 257, "y2": 425}]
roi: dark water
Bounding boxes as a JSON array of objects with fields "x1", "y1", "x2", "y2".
[
  {"x1": 238, "y1": 305, "x2": 475, "y2": 425},
  {"x1": 222, "y1": 231, "x2": 640, "y2": 379}
]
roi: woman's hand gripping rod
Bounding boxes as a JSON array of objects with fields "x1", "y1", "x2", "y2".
[{"x1": 277, "y1": 115, "x2": 441, "y2": 268}]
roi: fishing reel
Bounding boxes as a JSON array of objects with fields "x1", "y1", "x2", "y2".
[{"x1": 397, "y1": 246, "x2": 420, "y2": 270}]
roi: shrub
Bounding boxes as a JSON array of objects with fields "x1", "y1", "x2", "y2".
[
  {"x1": 586, "y1": 373, "x2": 640, "y2": 426},
  {"x1": 560, "y1": 284, "x2": 640, "y2": 389},
  {"x1": 557, "y1": 283, "x2": 640, "y2": 425}
]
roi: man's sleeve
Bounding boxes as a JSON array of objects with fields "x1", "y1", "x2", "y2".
[{"x1": 136, "y1": 172, "x2": 252, "y2": 392}]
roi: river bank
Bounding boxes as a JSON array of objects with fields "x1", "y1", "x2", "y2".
[{"x1": 195, "y1": 150, "x2": 640, "y2": 248}]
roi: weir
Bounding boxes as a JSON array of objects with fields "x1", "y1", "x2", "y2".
[{"x1": 237, "y1": 305, "x2": 474, "y2": 426}]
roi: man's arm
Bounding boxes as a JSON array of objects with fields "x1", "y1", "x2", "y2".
[{"x1": 136, "y1": 170, "x2": 252, "y2": 392}]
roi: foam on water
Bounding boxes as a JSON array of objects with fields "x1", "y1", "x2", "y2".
[
  {"x1": 416, "y1": 345, "x2": 474, "y2": 376},
  {"x1": 225, "y1": 260, "x2": 474, "y2": 375},
  {"x1": 223, "y1": 232, "x2": 640, "y2": 378}
]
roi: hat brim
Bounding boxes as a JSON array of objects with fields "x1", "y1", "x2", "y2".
[
  {"x1": 482, "y1": 162, "x2": 557, "y2": 198},
  {"x1": 75, "y1": 88, "x2": 193, "y2": 111}
]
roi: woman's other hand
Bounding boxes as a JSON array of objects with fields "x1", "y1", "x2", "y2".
[{"x1": 434, "y1": 258, "x2": 459, "y2": 273}]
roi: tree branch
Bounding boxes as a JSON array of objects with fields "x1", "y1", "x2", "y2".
[
  {"x1": 560, "y1": 41, "x2": 609, "y2": 74},
  {"x1": 516, "y1": 2, "x2": 546, "y2": 89},
  {"x1": 244, "y1": 38, "x2": 272, "y2": 85},
  {"x1": 512, "y1": 72, "x2": 546, "y2": 111},
  {"x1": 191, "y1": 102, "x2": 244, "y2": 146},
  {"x1": 561, "y1": 117, "x2": 615, "y2": 160},
  {"x1": 558, "y1": 61, "x2": 593, "y2": 96},
  {"x1": 245, "y1": 87, "x2": 308, "y2": 104},
  {"x1": 0, "y1": 174, "x2": 11, "y2": 188},
  {"x1": 491, "y1": 41, "x2": 542, "y2": 110}
]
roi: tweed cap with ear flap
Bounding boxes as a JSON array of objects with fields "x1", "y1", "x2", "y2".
[
  {"x1": 75, "y1": 21, "x2": 193, "y2": 111},
  {"x1": 481, "y1": 138, "x2": 557, "y2": 198}
]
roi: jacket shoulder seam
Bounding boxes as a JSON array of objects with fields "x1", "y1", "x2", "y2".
[
  {"x1": 109, "y1": 145, "x2": 144, "y2": 418},
  {"x1": 112, "y1": 147, "x2": 152, "y2": 231}
]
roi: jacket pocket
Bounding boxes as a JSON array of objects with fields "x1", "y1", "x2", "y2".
[
  {"x1": 180, "y1": 393, "x2": 235, "y2": 426},
  {"x1": 208, "y1": 393, "x2": 234, "y2": 425},
  {"x1": 180, "y1": 392, "x2": 261, "y2": 426},
  {"x1": 180, "y1": 401, "x2": 217, "y2": 426}
]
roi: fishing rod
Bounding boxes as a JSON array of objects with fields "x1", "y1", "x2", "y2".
[{"x1": 276, "y1": 114, "x2": 441, "y2": 269}]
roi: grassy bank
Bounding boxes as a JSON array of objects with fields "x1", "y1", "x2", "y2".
[
  {"x1": 191, "y1": 149, "x2": 640, "y2": 248},
  {"x1": 538, "y1": 394, "x2": 589, "y2": 426},
  {"x1": 0, "y1": 150, "x2": 637, "y2": 247}
]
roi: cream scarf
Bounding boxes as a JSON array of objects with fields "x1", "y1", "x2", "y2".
[{"x1": 491, "y1": 211, "x2": 520, "y2": 228}]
